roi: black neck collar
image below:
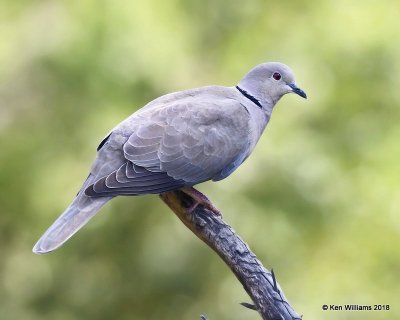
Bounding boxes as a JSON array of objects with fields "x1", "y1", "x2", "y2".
[{"x1": 235, "y1": 86, "x2": 262, "y2": 109}]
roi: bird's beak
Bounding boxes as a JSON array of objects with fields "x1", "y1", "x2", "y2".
[{"x1": 288, "y1": 83, "x2": 307, "y2": 99}]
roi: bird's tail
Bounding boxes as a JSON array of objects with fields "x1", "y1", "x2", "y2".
[{"x1": 33, "y1": 176, "x2": 112, "y2": 254}]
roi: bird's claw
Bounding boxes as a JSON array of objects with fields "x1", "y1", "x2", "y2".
[{"x1": 181, "y1": 187, "x2": 222, "y2": 217}]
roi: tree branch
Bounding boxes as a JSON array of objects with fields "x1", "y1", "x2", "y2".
[{"x1": 159, "y1": 190, "x2": 301, "y2": 320}]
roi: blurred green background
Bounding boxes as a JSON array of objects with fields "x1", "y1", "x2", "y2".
[{"x1": 1, "y1": 1, "x2": 400, "y2": 319}]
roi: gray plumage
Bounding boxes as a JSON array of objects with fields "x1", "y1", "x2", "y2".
[{"x1": 33, "y1": 62, "x2": 306, "y2": 254}]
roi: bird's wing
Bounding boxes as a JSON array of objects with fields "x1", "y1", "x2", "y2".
[{"x1": 86, "y1": 94, "x2": 251, "y2": 197}]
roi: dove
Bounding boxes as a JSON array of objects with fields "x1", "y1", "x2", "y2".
[{"x1": 33, "y1": 62, "x2": 306, "y2": 254}]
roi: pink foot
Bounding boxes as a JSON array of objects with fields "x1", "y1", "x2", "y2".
[{"x1": 181, "y1": 187, "x2": 221, "y2": 216}]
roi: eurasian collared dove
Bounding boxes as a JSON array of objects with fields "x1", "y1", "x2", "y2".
[{"x1": 33, "y1": 62, "x2": 306, "y2": 254}]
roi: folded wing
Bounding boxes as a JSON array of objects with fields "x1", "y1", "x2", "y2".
[{"x1": 86, "y1": 96, "x2": 251, "y2": 197}]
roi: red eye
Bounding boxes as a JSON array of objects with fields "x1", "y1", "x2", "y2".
[{"x1": 272, "y1": 72, "x2": 281, "y2": 81}]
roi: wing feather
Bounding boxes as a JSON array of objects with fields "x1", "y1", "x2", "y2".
[
  {"x1": 85, "y1": 163, "x2": 185, "y2": 197},
  {"x1": 86, "y1": 90, "x2": 251, "y2": 197}
]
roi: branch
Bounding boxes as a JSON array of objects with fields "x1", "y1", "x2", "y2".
[{"x1": 159, "y1": 190, "x2": 301, "y2": 320}]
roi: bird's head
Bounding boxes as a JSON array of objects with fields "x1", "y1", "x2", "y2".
[{"x1": 238, "y1": 62, "x2": 307, "y2": 107}]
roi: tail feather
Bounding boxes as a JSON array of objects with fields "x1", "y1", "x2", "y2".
[{"x1": 33, "y1": 176, "x2": 112, "y2": 254}]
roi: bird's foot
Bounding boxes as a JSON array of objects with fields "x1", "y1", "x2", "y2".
[{"x1": 181, "y1": 187, "x2": 221, "y2": 216}]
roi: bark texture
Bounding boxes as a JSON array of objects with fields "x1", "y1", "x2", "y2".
[{"x1": 159, "y1": 190, "x2": 301, "y2": 320}]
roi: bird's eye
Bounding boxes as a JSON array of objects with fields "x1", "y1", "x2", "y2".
[{"x1": 272, "y1": 72, "x2": 281, "y2": 81}]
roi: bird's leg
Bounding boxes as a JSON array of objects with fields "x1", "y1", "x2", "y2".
[{"x1": 180, "y1": 187, "x2": 221, "y2": 216}]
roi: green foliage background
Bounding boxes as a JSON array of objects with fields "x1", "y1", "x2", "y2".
[{"x1": 1, "y1": 1, "x2": 400, "y2": 319}]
